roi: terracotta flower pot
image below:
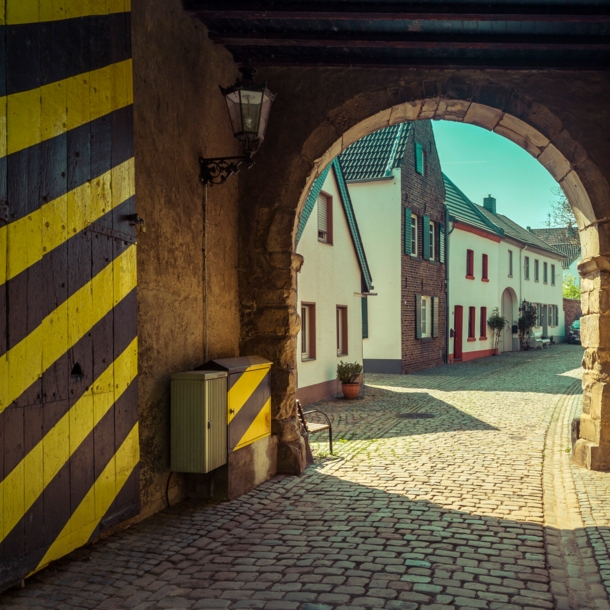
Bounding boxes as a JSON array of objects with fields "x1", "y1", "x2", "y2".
[{"x1": 342, "y1": 383, "x2": 360, "y2": 399}]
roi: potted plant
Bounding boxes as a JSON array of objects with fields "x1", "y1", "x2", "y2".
[
  {"x1": 337, "y1": 361, "x2": 363, "y2": 399},
  {"x1": 487, "y1": 307, "x2": 508, "y2": 355},
  {"x1": 518, "y1": 301, "x2": 537, "y2": 351}
]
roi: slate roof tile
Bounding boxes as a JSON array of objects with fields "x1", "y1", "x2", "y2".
[{"x1": 339, "y1": 123, "x2": 410, "y2": 181}]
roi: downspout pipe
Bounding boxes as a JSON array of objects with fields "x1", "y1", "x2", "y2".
[{"x1": 445, "y1": 210, "x2": 455, "y2": 364}]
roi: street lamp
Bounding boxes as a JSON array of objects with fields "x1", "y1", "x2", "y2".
[{"x1": 199, "y1": 65, "x2": 276, "y2": 186}]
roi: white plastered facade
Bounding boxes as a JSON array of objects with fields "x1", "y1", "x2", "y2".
[
  {"x1": 347, "y1": 174, "x2": 402, "y2": 366},
  {"x1": 296, "y1": 170, "x2": 364, "y2": 399}
]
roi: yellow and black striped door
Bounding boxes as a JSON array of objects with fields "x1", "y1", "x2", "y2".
[{"x1": 0, "y1": 0, "x2": 139, "y2": 591}]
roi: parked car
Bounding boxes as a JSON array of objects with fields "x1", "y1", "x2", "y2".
[{"x1": 568, "y1": 319, "x2": 581, "y2": 344}]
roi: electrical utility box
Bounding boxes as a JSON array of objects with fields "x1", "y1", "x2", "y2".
[
  {"x1": 200, "y1": 356, "x2": 272, "y2": 452},
  {"x1": 170, "y1": 370, "x2": 228, "y2": 473}
]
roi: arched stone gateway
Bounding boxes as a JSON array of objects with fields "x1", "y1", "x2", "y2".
[{"x1": 237, "y1": 72, "x2": 610, "y2": 475}]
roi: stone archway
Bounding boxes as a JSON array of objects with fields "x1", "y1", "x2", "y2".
[{"x1": 237, "y1": 72, "x2": 610, "y2": 474}]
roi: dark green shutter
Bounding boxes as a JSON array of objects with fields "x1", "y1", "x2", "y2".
[
  {"x1": 403, "y1": 207, "x2": 412, "y2": 254},
  {"x1": 432, "y1": 297, "x2": 439, "y2": 338},
  {"x1": 415, "y1": 294, "x2": 422, "y2": 339},
  {"x1": 362, "y1": 297, "x2": 369, "y2": 339},
  {"x1": 415, "y1": 142, "x2": 424, "y2": 175},
  {"x1": 439, "y1": 222, "x2": 445, "y2": 263},
  {"x1": 422, "y1": 215, "x2": 430, "y2": 260}
]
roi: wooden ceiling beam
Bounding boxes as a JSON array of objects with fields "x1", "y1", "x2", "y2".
[
  {"x1": 230, "y1": 55, "x2": 610, "y2": 70},
  {"x1": 185, "y1": 1, "x2": 610, "y2": 23},
  {"x1": 213, "y1": 32, "x2": 610, "y2": 51}
]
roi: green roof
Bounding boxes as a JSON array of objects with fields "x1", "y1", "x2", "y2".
[
  {"x1": 443, "y1": 174, "x2": 504, "y2": 237},
  {"x1": 296, "y1": 159, "x2": 373, "y2": 292},
  {"x1": 339, "y1": 123, "x2": 410, "y2": 181},
  {"x1": 476, "y1": 206, "x2": 564, "y2": 258}
]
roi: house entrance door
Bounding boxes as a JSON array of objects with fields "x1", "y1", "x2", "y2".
[
  {"x1": 501, "y1": 288, "x2": 514, "y2": 352},
  {"x1": 454, "y1": 306, "x2": 463, "y2": 361}
]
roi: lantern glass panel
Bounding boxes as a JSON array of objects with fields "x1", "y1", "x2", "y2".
[
  {"x1": 224, "y1": 90, "x2": 242, "y2": 135},
  {"x1": 257, "y1": 91, "x2": 273, "y2": 138},
  {"x1": 239, "y1": 89, "x2": 263, "y2": 134}
]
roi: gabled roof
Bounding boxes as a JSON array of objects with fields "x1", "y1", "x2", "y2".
[
  {"x1": 476, "y1": 206, "x2": 564, "y2": 258},
  {"x1": 339, "y1": 123, "x2": 410, "y2": 182},
  {"x1": 443, "y1": 174, "x2": 503, "y2": 238},
  {"x1": 529, "y1": 228, "x2": 581, "y2": 269},
  {"x1": 296, "y1": 159, "x2": 373, "y2": 292}
]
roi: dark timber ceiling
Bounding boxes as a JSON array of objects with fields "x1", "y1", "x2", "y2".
[{"x1": 184, "y1": 1, "x2": 610, "y2": 69}]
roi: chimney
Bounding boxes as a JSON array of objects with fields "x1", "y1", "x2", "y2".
[{"x1": 483, "y1": 194, "x2": 496, "y2": 214}]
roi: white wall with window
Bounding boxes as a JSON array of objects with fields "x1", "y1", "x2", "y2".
[
  {"x1": 519, "y1": 245, "x2": 565, "y2": 339},
  {"x1": 347, "y1": 173, "x2": 403, "y2": 366},
  {"x1": 448, "y1": 226, "x2": 501, "y2": 361},
  {"x1": 296, "y1": 168, "x2": 365, "y2": 405}
]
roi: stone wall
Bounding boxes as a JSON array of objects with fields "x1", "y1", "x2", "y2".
[
  {"x1": 401, "y1": 121, "x2": 447, "y2": 372},
  {"x1": 236, "y1": 67, "x2": 610, "y2": 473},
  {"x1": 131, "y1": 0, "x2": 241, "y2": 515},
  {"x1": 564, "y1": 297, "x2": 582, "y2": 336}
]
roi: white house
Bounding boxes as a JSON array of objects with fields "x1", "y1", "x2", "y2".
[
  {"x1": 445, "y1": 176, "x2": 566, "y2": 362},
  {"x1": 340, "y1": 121, "x2": 448, "y2": 374},
  {"x1": 295, "y1": 159, "x2": 373, "y2": 405}
]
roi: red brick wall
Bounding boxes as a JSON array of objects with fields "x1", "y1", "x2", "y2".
[
  {"x1": 563, "y1": 297, "x2": 582, "y2": 335},
  {"x1": 401, "y1": 120, "x2": 447, "y2": 373}
]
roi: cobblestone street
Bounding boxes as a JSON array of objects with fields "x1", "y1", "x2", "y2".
[{"x1": 2, "y1": 345, "x2": 609, "y2": 610}]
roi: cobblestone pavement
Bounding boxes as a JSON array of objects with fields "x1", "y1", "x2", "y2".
[{"x1": 2, "y1": 345, "x2": 609, "y2": 610}]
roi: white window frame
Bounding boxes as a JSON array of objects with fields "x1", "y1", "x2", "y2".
[
  {"x1": 421, "y1": 296, "x2": 431, "y2": 338},
  {"x1": 411, "y1": 214, "x2": 418, "y2": 256},
  {"x1": 317, "y1": 192, "x2": 332, "y2": 244},
  {"x1": 429, "y1": 221, "x2": 435, "y2": 260}
]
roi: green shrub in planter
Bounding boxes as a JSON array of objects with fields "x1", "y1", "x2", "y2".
[{"x1": 337, "y1": 361, "x2": 363, "y2": 384}]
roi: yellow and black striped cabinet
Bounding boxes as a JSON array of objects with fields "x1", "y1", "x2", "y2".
[
  {"x1": 0, "y1": 0, "x2": 139, "y2": 591},
  {"x1": 202, "y1": 357, "x2": 272, "y2": 452}
]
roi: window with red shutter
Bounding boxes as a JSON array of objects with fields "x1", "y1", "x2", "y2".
[
  {"x1": 480, "y1": 307, "x2": 487, "y2": 339},
  {"x1": 466, "y1": 250, "x2": 474, "y2": 279}
]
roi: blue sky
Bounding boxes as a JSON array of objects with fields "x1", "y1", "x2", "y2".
[{"x1": 432, "y1": 120, "x2": 559, "y2": 229}]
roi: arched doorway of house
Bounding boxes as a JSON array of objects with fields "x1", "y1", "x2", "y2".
[{"x1": 501, "y1": 287, "x2": 517, "y2": 353}]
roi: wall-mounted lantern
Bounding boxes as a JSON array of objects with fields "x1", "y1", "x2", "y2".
[{"x1": 199, "y1": 65, "x2": 276, "y2": 186}]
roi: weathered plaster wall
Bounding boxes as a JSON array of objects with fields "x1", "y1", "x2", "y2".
[
  {"x1": 131, "y1": 0, "x2": 240, "y2": 514},
  {"x1": 237, "y1": 68, "x2": 610, "y2": 473}
]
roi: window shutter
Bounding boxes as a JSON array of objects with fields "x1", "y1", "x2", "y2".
[
  {"x1": 362, "y1": 297, "x2": 368, "y2": 339},
  {"x1": 317, "y1": 194, "x2": 327, "y2": 233},
  {"x1": 439, "y1": 222, "x2": 445, "y2": 263},
  {"x1": 403, "y1": 207, "x2": 412, "y2": 254},
  {"x1": 415, "y1": 142, "x2": 424, "y2": 174},
  {"x1": 422, "y1": 215, "x2": 430, "y2": 260},
  {"x1": 415, "y1": 294, "x2": 422, "y2": 339},
  {"x1": 432, "y1": 296, "x2": 439, "y2": 338}
]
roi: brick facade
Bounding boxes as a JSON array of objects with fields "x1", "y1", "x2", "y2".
[
  {"x1": 401, "y1": 121, "x2": 447, "y2": 373},
  {"x1": 563, "y1": 297, "x2": 582, "y2": 336}
]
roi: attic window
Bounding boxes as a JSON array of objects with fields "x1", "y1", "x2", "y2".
[
  {"x1": 415, "y1": 142, "x2": 425, "y2": 175},
  {"x1": 317, "y1": 192, "x2": 333, "y2": 244}
]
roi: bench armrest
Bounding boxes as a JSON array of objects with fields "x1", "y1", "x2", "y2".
[{"x1": 303, "y1": 409, "x2": 332, "y2": 428}]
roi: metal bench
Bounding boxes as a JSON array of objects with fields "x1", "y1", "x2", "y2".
[
  {"x1": 297, "y1": 399, "x2": 333, "y2": 455},
  {"x1": 532, "y1": 330, "x2": 551, "y2": 349}
]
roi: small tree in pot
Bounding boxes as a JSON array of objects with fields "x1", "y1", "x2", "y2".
[
  {"x1": 337, "y1": 361, "x2": 363, "y2": 399},
  {"x1": 518, "y1": 301, "x2": 538, "y2": 351},
  {"x1": 487, "y1": 307, "x2": 508, "y2": 355}
]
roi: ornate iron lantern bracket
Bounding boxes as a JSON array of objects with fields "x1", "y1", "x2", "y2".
[{"x1": 199, "y1": 155, "x2": 255, "y2": 187}]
